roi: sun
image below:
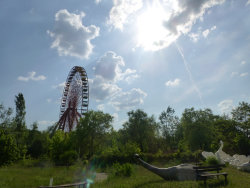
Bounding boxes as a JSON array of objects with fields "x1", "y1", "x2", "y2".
[{"x1": 136, "y1": 2, "x2": 169, "y2": 51}]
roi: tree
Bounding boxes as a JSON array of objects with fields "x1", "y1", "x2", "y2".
[
  {"x1": 14, "y1": 93, "x2": 27, "y2": 158},
  {"x1": 122, "y1": 109, "x2": 159, "y2": 153},
  {"x1": 159, "y1": 106, "x2": 179, "y2": 150},
  {"x1": 15, "y1": 93, "x2": 26, "y2": 131},
  {"x1": 213, "y1": 117, "x2": 238, "y2": 154},
  {"x1": 76, "y1": 110, "x2": 113, "y2": 158},
  {"x1": 27, "y1": 122, "x2": 50, "y2": 158},
  {"x1": 0, "y1": 130, "x2": 19, "y2": 166},
  {"x1": 0, "y1": 103, "x2": 14, "y2": 131},
  {"x1": 232, "y1": 101, "x2": 250, "y2": 138},
  {"x1": 181, "y1": 108, "x2": 215, "y2": 151}
]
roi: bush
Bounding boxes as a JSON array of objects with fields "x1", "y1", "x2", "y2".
[
  {"x1": 205, "y1": 156, "x2": 219, "y2": 166},
  {"x1": 0, "y1": 130, "x2": 19, "y2": 166},
  {"x1": 59, "y1": 150, "x2": 78, "y2": 166},
  {"x1": 112, "y1": 163, "x2": 133, "y2": 177}
]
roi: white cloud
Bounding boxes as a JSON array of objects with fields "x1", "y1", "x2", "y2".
[
  {"x1": 97, "y1": 104, "x2": 105, "y2": 111},
  {"x1": 246, "y1": 0, "x2": 250, "y2": 6},
  {"x1": 110, "y1": 88, "x2": 147, "y2": 110},
  {"x1": 94, "y1": 51, "x2": 124, "y2": 81},
  {"x1": 47, "y1": 98, "x2": 52, "y2": 103},
  {"x1": 202, "y1": 29, "x2": 210, "y2": 38},
  {"x1": 165, "y1": 0, "x2": 224, "y2": 34},
  {"x1": 52, "y1": 82, "x2": 65, "y2": 90},
  {"x1": 165, "y1": 78, "x2": 180, "y2": 87},
  {"x1": 211, "y1": 25, "x2": 216, "y2": 30},
  {"x1": 218, "y1": 99, "x2": 233, "y2": 114},
  {"x1": 95, "y1": 0, "x2": 101, "y2": 4},
  {"x1": 90, "y1": 51, "x2": 143, "y2": 109},
  {"x1": 18, "y1": 71, "x2": 46, "y2": 81},
  {"x1": 48, "y1": 9, "x2": 100, "y2": 59},
  {"x1": 231, "y1": 72, "x2": 239, "y2": 77},
  {"x1": 240, "y1": 72, "x2": 248, "y2": 77},
  {"x1": 189, "y1": 33, "x2": 200, "y2": 42},
  {"x1": 112, "y1": 112, "x2": 119, "y2": 122},
  {"x1": 157, "y1": 0, "x2": 224, "y2": 49},
  {"x1": 94, "y1": 51, "x2": 138, "y2": 82},
  {"x1": 124, "y1": 73, "x2": 140, "y2": 83},
  {"x1": 38, "y1": 120, "x2": 56, "y2": 126},
  {"x1": 89, "y1": 76, "x2": 121, "y2": 101},
  {"x1": 107, "y1": 0, "x2": 143, "y2": 30},
  {"x1": 189, "y1": 25, "x2": 216, "y2": 42},
  {"x1": 241, "y1": 60, "x2": 246, "y2": 65}
]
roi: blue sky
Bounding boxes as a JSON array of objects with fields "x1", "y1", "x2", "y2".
[{"x1": 0, "y1": 0, "x2": 250, "y2": 130}]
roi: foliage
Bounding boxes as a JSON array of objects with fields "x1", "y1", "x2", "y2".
[
  {"x1": 159, "y1": 106, "x2": 180, "y2": 150},
  {"x1": 49, "y1": 130, "x2": 75, "y2": 165},
  {"x1": 205, "y1": 156, "x2": 220, "y2": 166},
  {"x1": 181, "y1": 108, "x2": 215, "y2": 151},
  {"x1": 122, "y1": 109, "x2": 159, "y2": 153},
  {"x1": 59, "y1": 150, "x2": 78, "y2": 166},
  {"x1": 0, "y1": 104, "x2": 13, "y2": 130},
  {"x1": 0, "y1": 130, "x2": 19, "y2": 166},
  {"x1": 27, "y1": 124, "x2": 50, "y2": 158},
  {"x1": 15, "y1": 93, "x2": 26, "y2": 131},
  {"x1": 232, "y1": 101, "x2": 250, "y2": 138},
  {"x1": 112, "y1": 163, "x2": 133, "y2": 177},
  {"x1": 75, "y1": 110, "x2": 113, "y2": 158}
]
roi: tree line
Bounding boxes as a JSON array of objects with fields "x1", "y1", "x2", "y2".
[{"x1": 1, "y1": 93, "x2": 250, "y2": 166}]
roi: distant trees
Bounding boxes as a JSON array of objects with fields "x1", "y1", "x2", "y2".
[
  {"x1": 14, "y1": 93, "x2": 27, "y2": 158},
  {"x1": 1, "y1": 93, "x2": 250, "y2": 166},
  {"x1": 75, "y1": 110, "x2": 113, "y2": 158},
  {"x1": 0, "y1": 103, "x2": 14, "y2": 131},
  {"x1": 180, "y1": 108, "x2": 215, "y2": 151},
  {"x1": 159, "y1": 106, "x2": 179, "y2": 150},
  {"x1": 15, "y1": 93, "x2": 26, "y2": 131},
  {"x1": 122, "y1": 109, "x2": 159, "y2": 153},
  {"x1": 232, "y1": 102, "x2": 250, "y2": 138},
  {"x1": 0, "y1": 130, "x2": 19, "y2": 165}
]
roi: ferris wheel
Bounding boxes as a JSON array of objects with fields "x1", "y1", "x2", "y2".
[{"x1": 57, "y1": 66, "x2": 89, "y2": 132}]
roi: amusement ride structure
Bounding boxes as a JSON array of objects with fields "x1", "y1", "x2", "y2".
[{"x1": 57, "y1": 66, "x2": 89, "y2": 132}]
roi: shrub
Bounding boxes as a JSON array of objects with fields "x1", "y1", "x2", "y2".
[
  {"x1": 205, "y1": 156, "x2": 219, "y2": 166},
  {"x1": 112, "y1": 163, "x2": 133, "y2": 177},
  {"x1": 0, "y1": 130, "x2": 19, "y2": 166},
  {"x1": 59, "y1": 150, "x2": 78, "y2": 166}
]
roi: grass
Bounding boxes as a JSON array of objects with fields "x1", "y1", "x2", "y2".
[
  {"x1": 93, "y1": 165, "x2": 250, "y2": 188},
  {"x1": 0, "y1": 160, "x2": 87, "y2": 188},
  {"x1": 0, "y1": 160, "x2": 250, "y2": 188}
]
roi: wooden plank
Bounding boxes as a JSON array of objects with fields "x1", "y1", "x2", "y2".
[
  {"x1": 198, "y1": 172, "x2": 227, "y2": 177},
  {"x1": 193, "y1": 164, "x2": 225, "y2": 169}
]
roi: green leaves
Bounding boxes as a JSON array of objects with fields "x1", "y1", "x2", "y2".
[{"x1": 0, "y1": 130, "x2": 19, "y2": 166}]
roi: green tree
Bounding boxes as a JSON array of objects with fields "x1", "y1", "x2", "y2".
[
  {"x1": 76, "y1": 110, "x2": 113, "y2": 158},
  {"x1": 49, "y1": 130, "x2": 76, "y2": 165},
  {"x1": 15, "y1": 93, "x2": 26, "y2": 131},
  {"x1": 27, "y1": 122, "x2": 50, "y2": 158},
  {"x1": 0, "y1": 104, "x2": 14, "y2": 131},
  {"x1": 159, "y1": 106, "x2": 179, "y2": 150},
  {"x1": 232, "y1": 101, "x2": 250, "y2": 138},
  {"x1": 122, "y1": 109, "x2": 159, "y2": 153},
  {"x1": 0, "y1": 130, "x2": 19, "y2": 166},
  {"x1": 181, "y1": 108, "x2": 215, "y2": 151},
  {"x1": 14, "y1": 93, "x2": 27, "y2": 158},
  {"x1": 213, "y1": 117, "x2": 238, "y2": 153}
]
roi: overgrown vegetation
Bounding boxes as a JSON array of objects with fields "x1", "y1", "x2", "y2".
[{"x1": 1, "y1": 93, "x2": 250, "y2": 187}]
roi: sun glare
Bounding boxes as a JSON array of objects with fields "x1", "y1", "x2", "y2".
[{"x1": 136, "y1": 2, "x2": 168, "y2": 51}]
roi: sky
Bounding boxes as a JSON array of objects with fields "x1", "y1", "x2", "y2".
[{"x1": 0, "y1": 0, "x2": 250, "y2": 130}]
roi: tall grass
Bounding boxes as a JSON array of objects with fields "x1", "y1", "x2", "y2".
[
  {"x1": 1, "y1": 160, "x2": 250, "y2": 188},
  {"x1": 94, "y1": 165, "x2": 250, "y2": 188}
]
